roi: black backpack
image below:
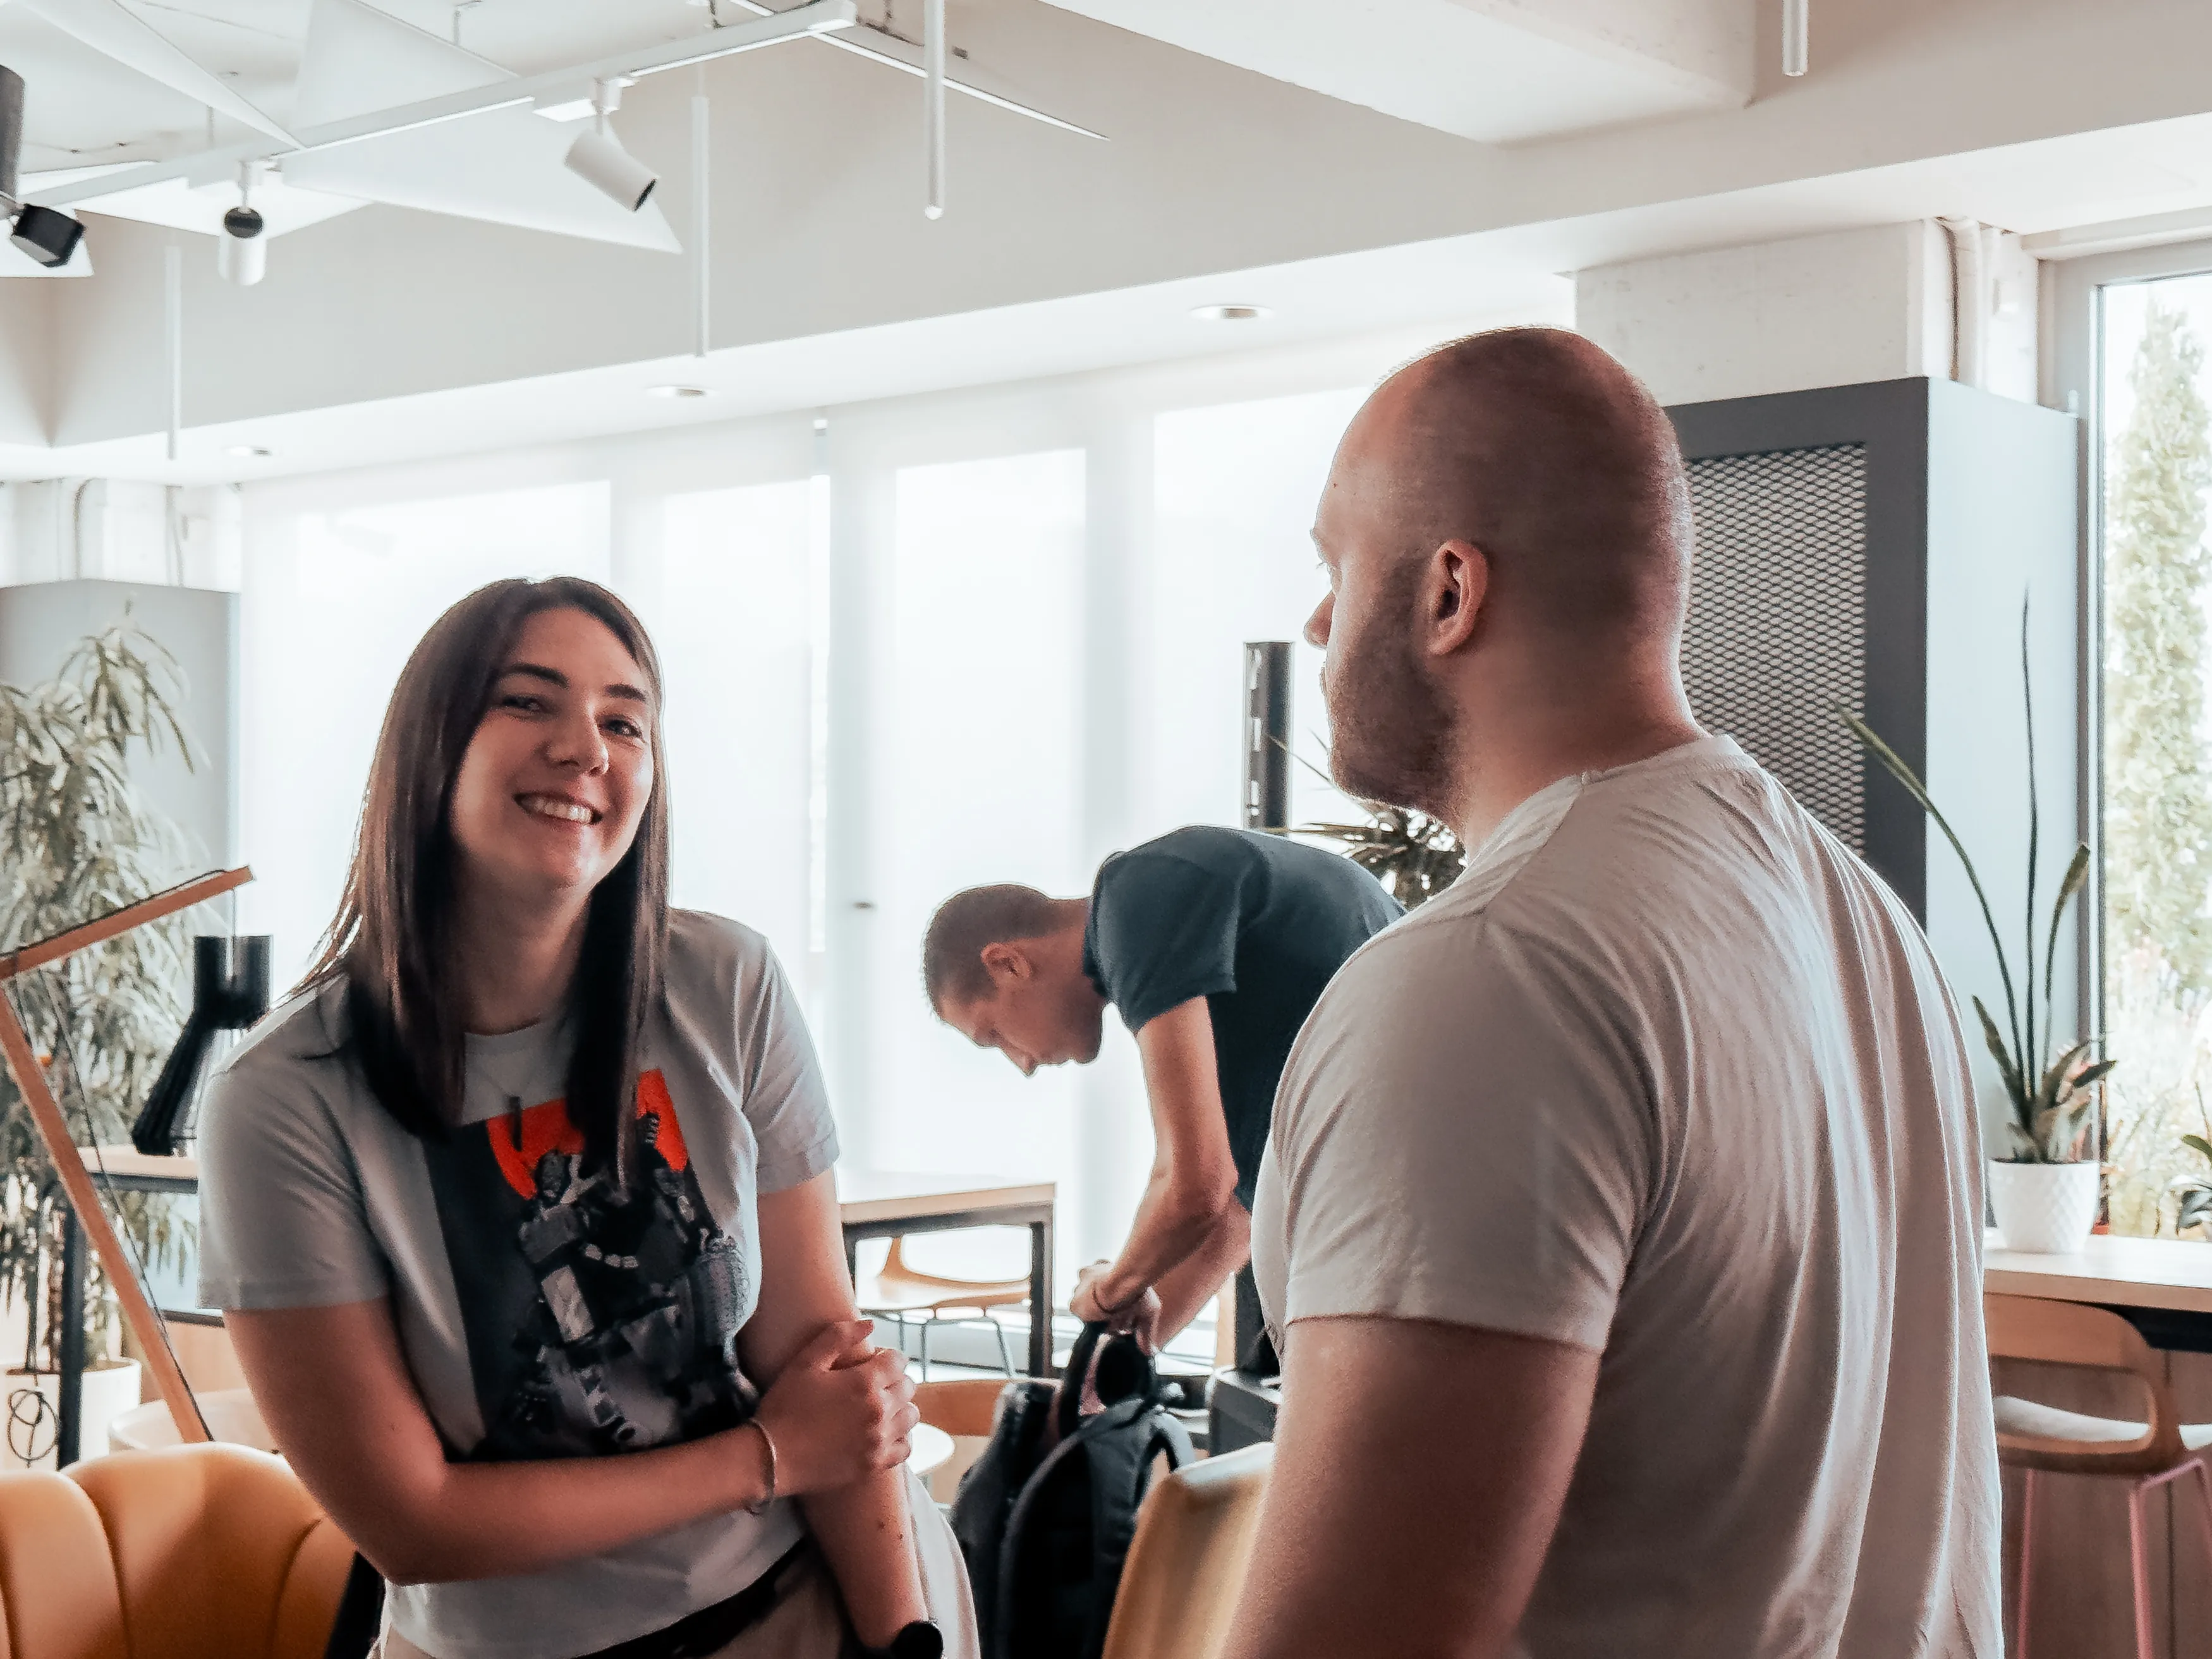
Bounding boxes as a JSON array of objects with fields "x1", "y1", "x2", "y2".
[{"x1": 951, "y1": 1323, "x2": 1193, "y2": 1659}]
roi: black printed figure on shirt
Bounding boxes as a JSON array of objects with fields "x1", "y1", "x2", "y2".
[{"x1": 420, "y1": 1069, "x2": 756, "y2": 1462}]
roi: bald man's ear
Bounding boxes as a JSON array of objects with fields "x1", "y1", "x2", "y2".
[{"x1": 1426, "y1": 539, "x2": 1489, "y2": 657}]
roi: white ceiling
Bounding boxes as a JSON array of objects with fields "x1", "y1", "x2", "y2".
[
  {"x1": 3, "y1": 0, "x2": 732, "y2": 168},
  {"x1": 1036, "y1": 0, "x2": 1751, "y2": 143}
]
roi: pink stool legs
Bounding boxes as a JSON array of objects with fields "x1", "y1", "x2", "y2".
[{"x1": 2022, "y1": 1461, "x2": 2212, "y2": 1659}]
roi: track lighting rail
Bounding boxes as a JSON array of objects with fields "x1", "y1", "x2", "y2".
[{"x1": 31, "y1": 0, "x2": 864, "y2": 212}]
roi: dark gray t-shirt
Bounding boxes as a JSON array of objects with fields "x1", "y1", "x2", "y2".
[
  {"x1": 197, "y1": 911, "x2": 839, "y2": 1659},
  {"x1": 1081, "y1": 826, "x2": 1401, "y2": 1208}
]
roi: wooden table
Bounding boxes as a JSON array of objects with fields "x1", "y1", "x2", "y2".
[
  {"x1": 54, "y1": 1152, "x2": 1057, "y2": 1462},
  {"x1": 1986, "y1": 1228, "x2": 2212, "y2": 1351}
]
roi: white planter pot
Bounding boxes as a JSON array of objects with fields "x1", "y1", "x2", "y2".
[
  {"x1": 108, "y1": 1386, "x2": 274, "y2": 1455},
  {"x1": 1989, "y1": 1160, "x2": 2101, "y2": 1255},
  {"x1": 3, "y1": 1359, "x2": 142, "y2": 1470}
]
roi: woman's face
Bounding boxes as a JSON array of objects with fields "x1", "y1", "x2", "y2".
[{"x1": 448, "y1": 606, "x2": 656, "y2": 909}]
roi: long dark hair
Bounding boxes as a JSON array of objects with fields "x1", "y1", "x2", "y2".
[{"x1": 301, "y1": 576, "x2": 671, "y2": 1186}]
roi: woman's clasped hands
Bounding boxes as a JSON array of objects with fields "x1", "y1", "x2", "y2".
[{"x1": 750, "y1": 1319, "x2": 921, "y2": 1496}]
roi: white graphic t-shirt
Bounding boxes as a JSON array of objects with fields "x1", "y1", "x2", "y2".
[{"x1": 198, "y1": 911, "x2": 838, "y2": 1659}]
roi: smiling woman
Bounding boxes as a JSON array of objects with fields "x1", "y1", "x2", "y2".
[{"x1": 191, "y1": 577, "x2": 974, "y2": 1659}]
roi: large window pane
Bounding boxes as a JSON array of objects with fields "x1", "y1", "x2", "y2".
[
  {"x1": 657, "y1": 480, "x2": 824, "y2": 1006},
  {"x1": 870, "y1": 451, "x2": 1086, "y2": 1216},
  {"x1": 240, "y1": 483, "x2": 611, "y2": 983},
  {"x1": 1148, "y1": 390, "x2": 1368, "y2": 840},
  {"x1": 2099, "y1": 274, "x2": 2212, "y2": 1234}
]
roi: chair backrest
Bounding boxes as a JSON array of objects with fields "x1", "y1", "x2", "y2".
[
  {"x1": 1100, "y1": 1443, "x2": 1273, "y2": 1659},
  {"x1": 1983, "y1": 1292, "x2": 2184, "y2": 1472},
  {"x1": 0, "y1": 1442, "x2": 351, "y2": 1659},
  {"x1": 916, "y1": 1376, "x2": 1009, "y2": 1504}
]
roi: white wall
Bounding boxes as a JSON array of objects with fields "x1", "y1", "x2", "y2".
[{"x1": 1577, "y1": 222, "x2": 1958, "y2": 406}]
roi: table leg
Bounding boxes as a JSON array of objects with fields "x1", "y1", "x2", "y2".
[
  {"x1": 1028, "y1": 1216, "x2": 1054, "y2": 1378},
  {"x1": 58, "y1": 1206, "x2": 83, "y2": 1468},
  {"x1": 844, "y1": 1233, "x2": 860, "y2": 1295}
]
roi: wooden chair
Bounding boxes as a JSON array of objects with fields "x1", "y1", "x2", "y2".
[
  {"x1": 0, "y1": 1440, "x2": 353, "y2": 1658},
  {"x1": 860, "y1": 1237, "x2": 1029, "y2": 1378},
  {"x1": 1100, "y1": 1443, "x2": 1273, "y2": 1659},
  {"x1": 1987, "y1": 1292, "x2": 2212, "y2": 1659},
  {"x1": 915, "y1": 1375, "x2": 1011, "y2": 1505}
]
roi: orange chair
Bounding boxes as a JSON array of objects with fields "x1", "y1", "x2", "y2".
[
  {"x1": 0, "y1": 1440, "x2": 354, "y2": 1659},
  {"x1": 859, "y1": 1237, "x2": 1030, "y2": 1379},
  {"x1": 1100, "y1": 1443, "x2": 1274, "y2": 1659}
]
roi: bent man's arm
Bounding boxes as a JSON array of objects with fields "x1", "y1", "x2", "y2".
[
  {"x1": 1223, "y1": 1315, "x2": 1600, "y2": 1659},
  {"x1": 1083, "y1": 997, "x2": 1239, "y2": 1317}
]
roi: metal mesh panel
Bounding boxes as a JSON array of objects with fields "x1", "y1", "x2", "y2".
[{"x1": 1682, "y1": 443, "x2": 1869, "y2": 850}]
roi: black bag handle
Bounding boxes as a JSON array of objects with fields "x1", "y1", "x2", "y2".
[{"x1": 1054, "y1": 1321, "x2": 1161, "y2": 1442}]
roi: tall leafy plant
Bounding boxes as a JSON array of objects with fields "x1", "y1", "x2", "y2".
[
  {"x1": 1842, "y1": 600, "x2": 2111, "y2": 1164},
  {"x1": 0, "y1": 620, "x2": 198, "y2": 1371}
]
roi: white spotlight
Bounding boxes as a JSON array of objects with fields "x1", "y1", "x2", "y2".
[
  {"x1": 565, "y1": 80, "x2": 657, "y2": 212},
  {"x1": 219, "y1": 161, "x2": 267, "y2": 286}
]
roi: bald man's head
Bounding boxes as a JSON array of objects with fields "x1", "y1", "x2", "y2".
[
  {"x1": 1308, "y1": 327, "x2": 1695, "y2": 817},
  {"x1": 1365, "y1": 327, "x2": 1691, "y2": 637}
]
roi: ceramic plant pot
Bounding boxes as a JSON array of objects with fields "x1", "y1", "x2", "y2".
[
  {"x1": 1988, "y1": 1159, "x2": 2101, "y2": 1255},
  {"x1": 4, "y1": 1358, "x2": 142, "y2": 1469}
]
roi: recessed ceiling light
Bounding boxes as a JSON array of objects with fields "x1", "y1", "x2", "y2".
[
  {"x1": 1191, "y1": 303, "x2": 1270, "y2": 322},
  {"x1": 648, "y1": 384, "x2": 712, "y2": 399},
  {"x1": 225, "y1": 444, "x2": 271, "y2": 458}
]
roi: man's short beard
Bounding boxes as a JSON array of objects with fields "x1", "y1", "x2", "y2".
[{"x1": 1325, "y1": 563, "x2": 1458, "y2": 819}]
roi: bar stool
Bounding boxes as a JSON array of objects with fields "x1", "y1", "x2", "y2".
[{"x1": 1986, "y1": 1292, "x2": 2212, "y2": 1659}]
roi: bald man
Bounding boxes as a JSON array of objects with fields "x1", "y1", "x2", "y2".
[{"x1": 1227, "y1": 329, "x2": 2000, "y2": 1659}]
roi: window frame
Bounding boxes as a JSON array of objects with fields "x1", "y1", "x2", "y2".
[{"x1": 2048, "y1": 235, "x2": 2212, "y2": 1062}]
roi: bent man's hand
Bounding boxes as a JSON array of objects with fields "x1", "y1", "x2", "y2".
[{"x1": 1072, "y1": 1262, "x2": 1164, "y2": 1353}]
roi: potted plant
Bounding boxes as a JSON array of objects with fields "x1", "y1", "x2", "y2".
[
  {"x1": 1844, "y1": 601, "x2": 2112, "y2": 1255},
  {"x1": 0, "y1": 617, "x2": 202, "y2": 1461},
  {"x1": 1295, "y1": 800, "x2": 1465, "y2": 909}
]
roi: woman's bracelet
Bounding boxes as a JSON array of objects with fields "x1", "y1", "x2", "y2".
[{"x1": 744, "y1": 1419, "x2": 779, "y2": 1516}]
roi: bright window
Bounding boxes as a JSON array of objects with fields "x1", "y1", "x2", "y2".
[
  {"x1": 1148, "y1": 391, "x2": 1370, "y2": 840},
  {"x1": 656, "y1": 480, "x2": 825, "y2": 1007},
  {"x1": 2097, "y1": 274, "x2": 2212, "y2": 1234},
  {"x1": 867, "y1": 449, "x2": 1087, "y2": 1197}
]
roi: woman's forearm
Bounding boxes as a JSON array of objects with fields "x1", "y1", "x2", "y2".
[
  {"x1": 381, "y1": 1423, "x2": 772, "y2": 1584},
  {"x1": 803, "y1": 1468, "x2": 930, "y2": 1648}
]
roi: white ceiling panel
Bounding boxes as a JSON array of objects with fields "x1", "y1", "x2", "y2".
[
  {"x1": 1037, "y1": 0, "x2": 1752, "y2": 143},
  {"x1": 15, "y1": 0, "x2": 295, "y2": 141}
]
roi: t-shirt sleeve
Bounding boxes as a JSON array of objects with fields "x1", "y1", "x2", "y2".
[
  {"x1": 196, "y1": 1053, "x2": 390, "y2": 1311},
  {"x1": 1093, "y1": 853, "x2": 1243, "y2": 1033},
  {"x1": 1268, "y1": 918, "x2": 1654, "y2": 1354},
  {"x1": 733, "y1": 945, "x2": 840, "y2": 1194}
]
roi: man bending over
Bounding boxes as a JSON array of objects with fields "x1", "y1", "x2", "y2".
[
  {"x1": 924, "y1": 826, "x2": 1398, "y2": 1356},
  {"x1": 1227, "y1": 329, "x2": 1999, "y2": 1658}
]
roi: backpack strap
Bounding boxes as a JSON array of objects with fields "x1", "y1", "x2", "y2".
[{"x1": 993, "y1": 1397, "x2": 1152, "y2": 1658}]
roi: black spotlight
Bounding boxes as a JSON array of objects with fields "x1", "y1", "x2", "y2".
[
  {"x1": 0, "y1": 64, "x2": 86, "y2": 270},
  {"x1": 222, "y1": 203, "x2": 264, "y2": 239},
  {"x1": 11, "y1": 203, "x2": 83, "y2": 268}
]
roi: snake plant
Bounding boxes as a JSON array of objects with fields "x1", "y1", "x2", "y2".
[{"x1": 1842, "y1": 600, "x2": 2111, "y2": 1164}]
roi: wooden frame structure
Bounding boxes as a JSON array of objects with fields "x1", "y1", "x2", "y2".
[{"x1": 0, "y1": 866, "x2": 253, "y2": 1450}]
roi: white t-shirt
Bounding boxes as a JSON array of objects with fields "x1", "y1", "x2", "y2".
[
  {"x1": 1251, "y1": 736, "x2": 2001, "y2": 1658},
  {"x1": 198, "y1": 911, "x2": 838, "y2": 1659}
]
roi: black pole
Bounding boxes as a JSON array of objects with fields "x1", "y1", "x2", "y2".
[
  {"x1": 1243, "y1": 641, "x2": 1292, "y2": 833},
  {"x1": 57, "y1": 1206, "x2": 83, "y2": 1466}
]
